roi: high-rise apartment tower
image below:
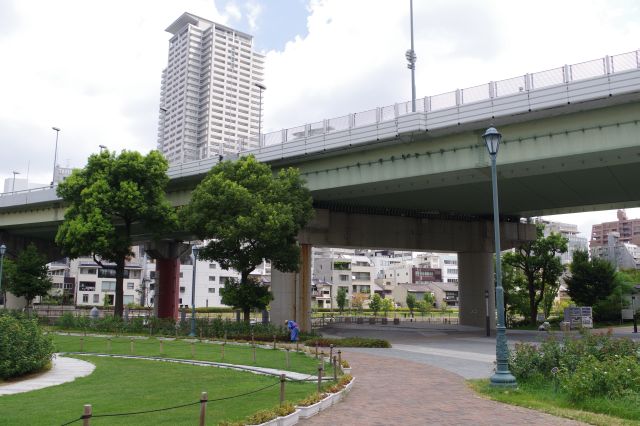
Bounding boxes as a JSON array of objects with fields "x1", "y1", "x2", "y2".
[{"x1": 158, "y1": 13, "x2": 265, "y2": 164}]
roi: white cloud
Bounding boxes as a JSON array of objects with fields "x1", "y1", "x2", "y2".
[
  {"x1": 245, "y1": 0, "x2": 262, "y2": 32},
  {"x1": 225, "y1": 2, "x2": 242, "y2": 22}
]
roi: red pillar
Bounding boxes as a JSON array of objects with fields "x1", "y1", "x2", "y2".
[{"x1": 156, "y1": 258, "x2": 180, "y2": 319}]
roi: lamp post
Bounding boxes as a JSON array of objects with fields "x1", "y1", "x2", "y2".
[
  {"x1": 99, "y1": 145, "x2": 107, "y2": 153},
  {"x1": 189, "y1": 245, "x2": 200, "y2": 337},
  {"x1": 405, "y1": 0, "x2": 417, "y2": 112},
  {"x1": 255, "y1": 83, "x2": 266, "y2": 147},
  {"x1": 0, "y1": 244, "x2": 6, "y2": 308},
  {"x1": 485, "y1": 289, "x2": 490, "y2": 337},
  {"x1": 483, "y1": 126, "x2": 516, "y2": 387},
  {"x1": 11, "y1": 171, "x2": 20, "y2": 192},
  {"x1": 51, "y1": 127, "x2": 61, "y2": 185}
]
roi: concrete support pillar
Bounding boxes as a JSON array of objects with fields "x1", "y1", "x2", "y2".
[
  {"x1": 458, "y1": 252, "x2": 496, "y2": 329},
  {"x1": 270, "y1": 244, "x2": 312, "y2": 332},
  {"x1": 145, "y1": 241, "x2": 188, "y2": 320},
  {"x1": 156, "y1": 258, "x2": 180, "y2": 319}
]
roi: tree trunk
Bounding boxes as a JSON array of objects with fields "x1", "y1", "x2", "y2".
[
  {"x1": 243, "y1": 307, "x2": 251, "y2": 323},
  {"x1": 114, "y1": 259, "x2": 125, "y2": 318}
]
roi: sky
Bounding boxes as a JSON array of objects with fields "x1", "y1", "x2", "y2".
[{"x1": 1, "y1": 0, "x2": 639, "y2": 240}]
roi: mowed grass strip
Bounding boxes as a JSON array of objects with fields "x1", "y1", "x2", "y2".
[
  {"x1": 52, "y1": 334, "x2": 319, "y2": 375},
  {"x1": 469, "y1": 379, "x2": 640, "y2": 426},
  {"x1": 0, "y1": 356, "x2": 317, "y2": 426}
]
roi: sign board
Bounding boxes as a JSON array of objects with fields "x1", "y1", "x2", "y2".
[
  {"x1": 563, "y1": 306, "x2": 593, "y2": 329},
  {"x1": 622, "y1": 309, "x2": 635, "y2": 320}
]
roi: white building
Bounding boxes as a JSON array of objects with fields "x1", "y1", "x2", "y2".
[
  {"x1": 176, "y1": 258, "x2": 241, "y2": 308},
  {"x1": 157, "y1": 12, "x2": 266, "y2": 165},
  {"x1": 591, "y1": 232, "x2": 640, "y2": 270}
]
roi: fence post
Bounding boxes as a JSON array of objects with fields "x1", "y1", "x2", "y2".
[
  {"x1": 317, "y1": 365, "x2": 323, "y2": 393},
  {"x1": 199, "y1": 392, "x2": 208, "y2": 426},
  {"x1": 160, "y1": 340, "x2": 164, "y2": 355},
  {"x1": 130, "y1": 338, "x2": 134, "y2": 354},
  {"x1": 191, "y1": 342, "x2": 195, "y2": 359},
  {"x1": 338, "y1": 350, "x2": 342, "y2": 368},
  {"x1": 286, "y1": 348, "x2": 290, "y2": 368},
  {"x1": 279, "y1": 374, "x2": 286, "y2": 406},
  {"x1": 252, "y1": 344, "x2": 256, "y2": 364},
  {"x1": 80, "y1": 337, "x2": 84, "y2": 352},
  {"x1": 333, "y1": 356, "x2": 338, "y2": 381},
  {"x1": 221, "y1": 342, "x2": 225, "y2": 361},
  {"x1": 320, "y1": 351, "x2": 325, "y2": 370},
  {"x1": 273, "y1": 335, "x2": 277, "y2": 350},
  {"x1": 82, "y1": 404, "x2": 92, "y2": 426},
  {"x1": 107, "y1": 338, "x2": 111, "y2": 352},
  {"x1": 296, "y1": 340, "x2": 299, "y2": 352},
  {"x1": 329, "y1": 344, "x2": 334, "y2": 361},
  {"x1": 315, "y1": 342, "x2": 319, "y2": 359}
]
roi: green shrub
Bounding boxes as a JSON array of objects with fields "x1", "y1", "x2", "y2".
[
  {"x1": 559, "y1": 355, "x2": 640, "y2": 400},
  {"x1": 0, "y1": 314, "x2": 54, "y2": 379},
  {"x1": 304, "y1": 337, "x2": 390, "y2": 348}
]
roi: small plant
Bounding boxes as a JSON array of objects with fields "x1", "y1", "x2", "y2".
[
  {"x1": 340, "y1": 359, "x2": 350, "y2": 368},
  {"x1": 338, "y1": 374, "x2": 353, "y2": 387},
  {"x1": 304, "y1": 337, "x2": 391, "y2": 348},
  {"x1": 296, "y1": 393, "x2": 326, "y2": 407}
]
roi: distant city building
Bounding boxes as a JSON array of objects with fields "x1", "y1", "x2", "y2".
[
  {"x1": 157, "y1": 12, "x2": 265, "y2": 165},
  {"x1": 591, "y1": 210, "x2": 640, "y2": 248},
  {"x1": 591, "y1": 231, "x2": 640, "y2": 270}
]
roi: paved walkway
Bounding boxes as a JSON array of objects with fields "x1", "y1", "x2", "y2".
[
  {"x1": 301, "y1": 351, "x2": 584, "y2": 426},
  {"x1": 0, "y1": 355, "x2": 94, "y2": 396}
]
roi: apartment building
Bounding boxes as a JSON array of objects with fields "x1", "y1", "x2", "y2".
[
  {"x1": 158, "y1": 12, "x2": 265, "y2": 164},
  {"x1": 591, "y1": 210, "x2": 640, "y2": 248},
  {"x1": 591, "y1": 232, "x2": 640, "y2": 270},
  {"x1": 538, "y1": 219, "x2": 588, "y2": 264}
]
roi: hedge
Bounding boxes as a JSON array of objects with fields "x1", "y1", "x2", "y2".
[{"x1": 0, "y1": 313, "x2": 54, "y2": 379}]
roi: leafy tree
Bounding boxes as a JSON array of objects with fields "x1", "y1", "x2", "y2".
[
  {"x1": 4, "y1": 244, "x2": 52, "y2": 308},
  {"x1": 381, "y1": 297, "x2": 394, "y2": 317},
  {"x1": 566, "y1": 250, "x2": 617, "y2": 307},
  {"x1": 180, "y1": 155, "x2": 314, "y2": 322},
  {"x1": 406, "y1": 293, "x2": 416, "y2": 316},
  {"x1": 351, "y1": 293, "x2": 367, "y2": 312},
  {"x1": 56, "y1": 150, "x2": 176, "y2": 317},
  {"x1": 565, "y1": 250, "x2": 619, "y2": 321},
  {"x1": 423, "y1": 292, "x2": 435, "y2": 310},
  {"x1": 369, "y1": 293, "x2": 382, "y2": 316},
  {"x1": 503, "y1": 224, "x2": 568, "y2": 325},
  {"x1": 501, "y1": 259, "x2": 529, "y2": 323},
  {"x1": 220, "y1": 277, "x2": 273, "y2": 321},
  {"x1": 336, "y1": 287, "x2": 348, "y2": 313},
  {"x1": 415, "y1": 300, "x2": 427, "y2": 316}
]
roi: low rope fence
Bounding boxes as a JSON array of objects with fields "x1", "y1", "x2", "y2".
[{"x1": 55, "y1": 335, "x2": 348, "y2": 425}]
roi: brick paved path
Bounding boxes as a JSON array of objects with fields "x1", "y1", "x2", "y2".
[{"x1": 301, "y1": 351, "x2": 583, "y2": 426}]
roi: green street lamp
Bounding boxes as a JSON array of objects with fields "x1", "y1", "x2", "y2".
[
  {"x1": 483, "y1": 126, "x2": 517, "y2": 387},
  {"x1": 0, "y1": 244, "x2": 6, "y2": 308},
  {"x1": 189, "y1": 245, "x2": 200, "y2": 337}
]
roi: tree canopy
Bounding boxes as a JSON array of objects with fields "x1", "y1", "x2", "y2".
[
  {"x1": 220, "y1": 277, "x2": 273, "y2": 322},
  {"x1": 565, "y1": 250, "x2": 620, "y2": 321},
  {"x1": 503, "y1": 224, "x2": 568, "y2": 325},
  {"x1": 4, "y1": 244, "x2": 52, "y2": 308},
  {"x1": 181, "y1": 155, "x2": 314, "y2": 287},
  {"x1": 336, "y1": 287, "x2": 348, "y2": 312},
  {"x1": 369, "y1": 293, "x2": 382, "y2": 316},
  {"x1": 406, "y1": 293, "x2": 416, "y2": 315},
  {"x1": 56, "y1": 150, "x2": 176, "y2": 317}
]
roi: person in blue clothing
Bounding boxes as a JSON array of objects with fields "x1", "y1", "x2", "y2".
[{"x1": 285, "y1": 320, "x2": 299, "y2": 342}]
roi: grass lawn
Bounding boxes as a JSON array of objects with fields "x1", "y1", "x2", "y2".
[
  {"x1": 469, "y1": 379, "x2": 640, "y2": 426},
  {"x1": 0, "y1": 356, "x2": 317, "y2": 426},
  {"x1": 53, "y1": 334, "x2": 320, "y2": 375}
]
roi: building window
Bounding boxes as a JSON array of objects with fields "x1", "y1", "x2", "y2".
[
  {"x1": 209, "y1": 263, "x2": 217, "y2": 269},
  {"x1": 209, "y1": 276, "x2": 216, "y2": 281},
  {"x1": 180, "y1": 286, "x2": 186, "y2": 293},
  {"x1": 339, "y1": 274, "x2": 349, "y2": 282},
  {"x1": 208, "y1": 288, "x2": 215, "y2": 293},
  {"x1": 80, "y1": 268, "x2": 97, "y2": 275},
  {"x1": 82, "y1": 294, "x2": 89, "y2": 303},
  {"x1": 101, "y1": 281, "x2": 116, "y2": 292},
  {"x1": 127, "y1": 282, "x2": 135, "y2": 290},
  {"x1": 123, "y1": 295, "x2": 134, "y2": 305},
  {"x1": 79, "y1": 281, "x2": 96, "y2": 291},
  {"x1": 180, "y1": 272, "x2": 183, "y2": 278},
  {"x1": 98, "y1": 269, "x2": 129, "y2": 279},
  {"x1": 93, "y1": 294, "x2": 99, "y2": 303}
]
